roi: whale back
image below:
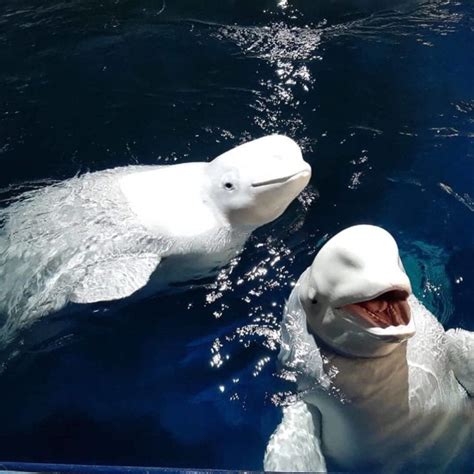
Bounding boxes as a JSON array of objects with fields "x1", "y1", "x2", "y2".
[
  {"x1": 119, "y1": 162, "x2": 222, "y2": 237},
  {"x1": 0, "y1": 166, "x2": 170, "y2": 346}
]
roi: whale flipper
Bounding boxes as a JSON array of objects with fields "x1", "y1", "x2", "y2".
[
  {"x1": 446, "y1": 328, "x2": 474, "y2": 396},
  {"x1": 70, "y1": 254, "x2": 161, "y2": 304},
  {"x1": 264, "y1": 401, "x2": 327, "y2": 473}
]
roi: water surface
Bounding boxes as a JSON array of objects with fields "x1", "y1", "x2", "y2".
[{"x1": 0, "y1": 0, "x2": 472, "y2": 470}]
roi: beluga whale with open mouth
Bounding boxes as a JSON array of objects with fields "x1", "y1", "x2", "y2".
[
  {"x1": 264, "y1": 225, "x2": 473, "y2": 472},
  {"x1": 0, "y1": 135, "x2": 311, "y2": 347}
]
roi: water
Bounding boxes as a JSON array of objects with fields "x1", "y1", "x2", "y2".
[{"x1": 0, "y1": 0, "x2": 472, "y2": 470}]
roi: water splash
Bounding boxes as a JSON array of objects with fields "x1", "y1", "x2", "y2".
[{"x1": 326, "y1": 1, "x2": 464, "y2": 45}]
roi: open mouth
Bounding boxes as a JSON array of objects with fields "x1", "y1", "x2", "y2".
[
  {"x1": 341, "y1": 289, "x2": 411, "y2": 328},
  {"x1": 251, "y1": 169, "x2": 310, "y2": 187}
]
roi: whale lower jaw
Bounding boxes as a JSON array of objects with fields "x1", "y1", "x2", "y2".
[{"x1": 366, "y1": 321, "x2": 416, "y2": 342}]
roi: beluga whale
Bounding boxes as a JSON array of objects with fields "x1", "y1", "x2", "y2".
[
  {"x1": 264, "y1": 225, "x2": 473, "y2": 472},
  {"x1": 0, "y1": 135, "x2": 311, "y2": 347}
]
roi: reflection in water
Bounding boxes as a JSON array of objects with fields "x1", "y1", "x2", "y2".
[
  {"x1": 439, "y1": 182, "x2": 474, "y2": 212},
  {"x1": 326, "y1": 0, "x2": 464, "y2": 43},
  {"x1": 201, "y1": 210, "x2": 316, "y2": 406},
  {"x1": 215, "y1": 21, "x2": 322, "y2": 140}
]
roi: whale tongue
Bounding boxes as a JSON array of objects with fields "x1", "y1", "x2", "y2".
[{"x1": 342, "y1": 290, "x2": 410, "y2": 328}]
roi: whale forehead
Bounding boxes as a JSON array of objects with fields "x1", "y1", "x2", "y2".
[
  {"x1": 210, "y1": 134, "x2": 303, "y2": 176},
  {"x1": 309, "y1": 225, "x2": 409, "y2": 303},
  {"x1": 216, "y1": 134, "x2": 302, "y2": 160},
  {"x1": 319, "y1": 225, "x2": 399, "y2": 268}
]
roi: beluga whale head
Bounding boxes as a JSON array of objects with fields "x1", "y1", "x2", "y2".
[
  {"x1": 207, "y1": 135, "x2": 311, "y2": 227},
  {"x1": 298, "y1": 225, "x2": 415, "y2": 358}
]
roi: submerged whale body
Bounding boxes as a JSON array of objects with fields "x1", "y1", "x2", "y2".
[
  {"x1": 264, "y1": 225, "x2": 473, "y2": 472},
  {"x1": 0, "y1": 135, "x2": 311, "y2": 347}
]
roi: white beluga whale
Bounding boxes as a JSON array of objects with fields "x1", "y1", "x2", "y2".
[
  {"x1": 0, "y1": 135, "x2": 311, "y2": 346},
  {"x1": 264, "y1": 225, "x2": 473, "y2": 472}
]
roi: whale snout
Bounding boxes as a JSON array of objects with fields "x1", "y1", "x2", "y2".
[
  {"x1": 249, "y1": 136, "x2": 311, "y2": 192},
  {"x1": 251, "y1": 167, "x2": 311, "y2": 188}
]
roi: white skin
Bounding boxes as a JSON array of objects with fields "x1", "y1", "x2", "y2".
[
  {"x1": 265, "y1": 225, "x2": 473, "y2": 472},
  {"x1": 0, "y1": 135, "x2": 310, "y2": 347},
  {"x1": 115, "y1": 134, "x2": 312, "y2": 297},
  {"x1": 119, "y1": 134, "x2": 311, "y2": 236}
]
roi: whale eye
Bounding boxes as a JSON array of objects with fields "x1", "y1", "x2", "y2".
[
  {"x1": 308, "y1": 288, "x2": 318, "y2": 305},
  {"x1": 224, "y1": 182, "x2": 235, "y2": 191}
]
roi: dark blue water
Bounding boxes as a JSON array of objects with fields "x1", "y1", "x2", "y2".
[{"x1": 0, "y1": 0, "x2": 473, "y2": 470}]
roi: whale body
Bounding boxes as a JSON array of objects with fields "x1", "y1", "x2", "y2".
[
  {"x1": 0, "y1": 135, "x2": 311, "y2": 347},
  {"x1": 264, "y1": 225, "x2": 473, "y2": 472}
]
